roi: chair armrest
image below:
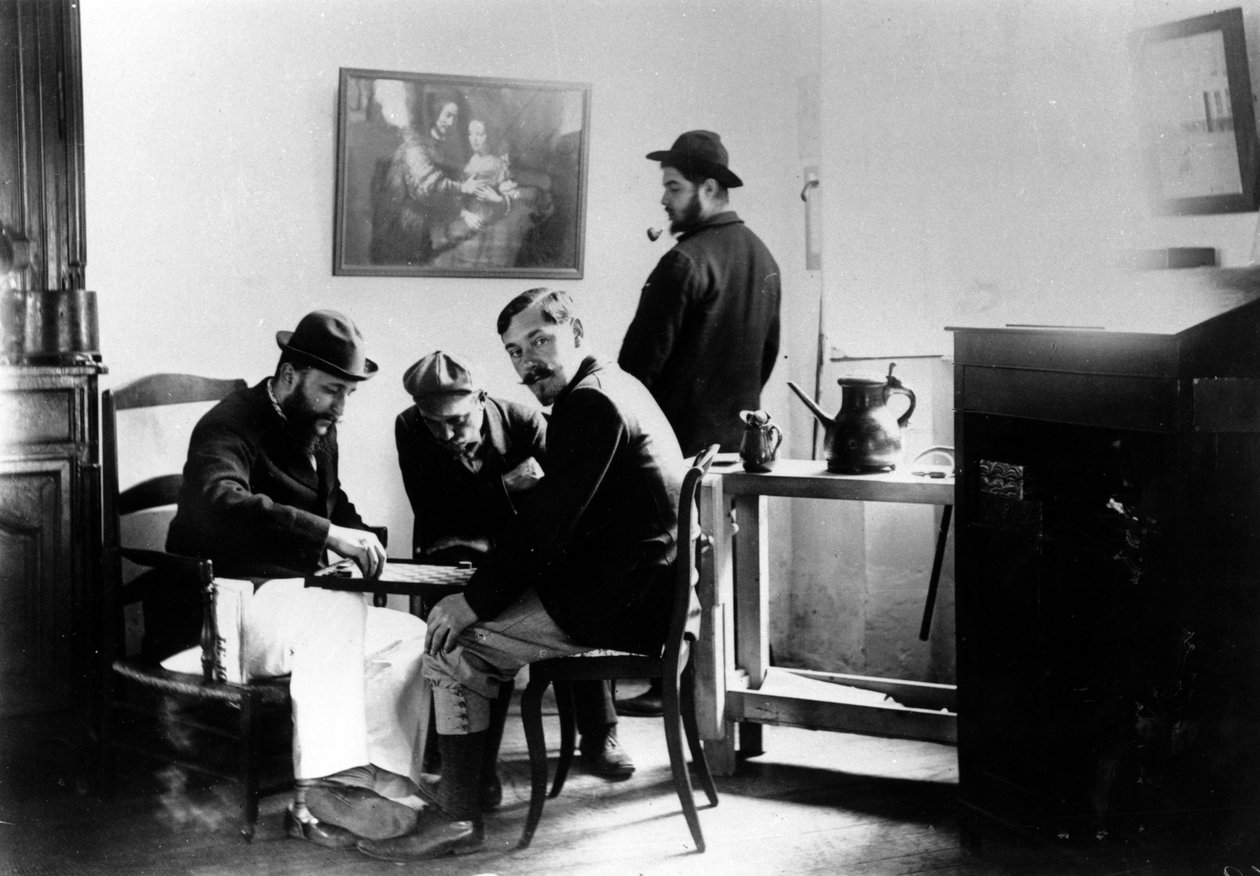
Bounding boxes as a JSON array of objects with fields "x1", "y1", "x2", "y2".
[
  {"x1": 113, "y1": 546, "x2": 214, "y2": 614},
  {"x1": 119, "y1": 546, "x2": 214, "y2": 579}
]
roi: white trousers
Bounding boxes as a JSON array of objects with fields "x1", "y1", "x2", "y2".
[{"x1": 241, "y1": 579, "x2": 428, "y2": 783}]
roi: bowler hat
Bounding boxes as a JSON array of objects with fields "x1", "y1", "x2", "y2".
[
  {"x1": 403, "y1": 350, "x2": 478, "y2": 406},
  {"x1": 275, "y1": 310, "x2": 378, "y2": 381},
  {"x1": 646, "y1": 130, "x2": 743, "y2": 188}
]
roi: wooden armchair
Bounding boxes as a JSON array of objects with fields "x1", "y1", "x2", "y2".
[{"x1": 97, "y1": 373, "x2": 392, "y2": 840}]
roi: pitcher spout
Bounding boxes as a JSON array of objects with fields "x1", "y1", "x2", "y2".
[{"x1": 786, "y1": 381, "x2": 833, "y2": 428}]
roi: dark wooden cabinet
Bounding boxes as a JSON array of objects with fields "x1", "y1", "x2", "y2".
[
  {"x1": 0, "y1": 365, "x2": 103, "y2": 717},
  {"x1": 952, "y1": 268, "x2": 1260, "y2": 846}
]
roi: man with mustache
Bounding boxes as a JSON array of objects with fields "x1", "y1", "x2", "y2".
[
  {"x1": 165, "y1": 310, "x2": 426, "y2": 849},
  {"x1": 615, "y1": 129, "x2": 782, "y2": 717},
  {"x1": 359, "y1": 289, "x2": 686, "y2": 862},
  {"x1": 393, "y1": 351, "x2": 635, "y2": 804}
]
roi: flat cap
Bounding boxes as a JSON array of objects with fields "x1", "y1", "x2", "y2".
[{"x1": 402, "y1": 350, "x2": 477, "y2": 400}]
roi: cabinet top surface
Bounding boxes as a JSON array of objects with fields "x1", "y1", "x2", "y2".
[{"x1": 947, "y1": 267, "x2": 1260, "y2": 338}]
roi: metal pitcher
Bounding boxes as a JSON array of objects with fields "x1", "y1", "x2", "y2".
[
  {"x1": 738, "y1": 409, "x2": 783, "y2": 472},
  {"x1": 787, "y1": 363, "x2": 916, "y2": 473}
]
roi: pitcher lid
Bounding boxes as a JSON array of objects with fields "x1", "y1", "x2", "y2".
[{"x1": 835, "y1": 373, "x2": 887, "y2": 387}]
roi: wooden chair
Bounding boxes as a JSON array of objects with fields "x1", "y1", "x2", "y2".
[
  {"x1": 98, "y1": 373, "x2": 393, "y2": 840},
  {"x1": 517, "y1": 445, "x2": 721, "y2": 852},
  {"x1": 98, "y1": 373, "x2": 292, "y2": 840}
]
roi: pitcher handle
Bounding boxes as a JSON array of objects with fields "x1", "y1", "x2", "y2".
[
  {"x1": 886, "y1": 385, "x2": 917, "y2": 429},
  {"x1": 767, "y1": 423, "x2": 783, "y2": 454}
]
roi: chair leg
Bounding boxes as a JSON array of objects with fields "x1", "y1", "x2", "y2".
[
  {"x1": 518, "y1": 676, "x2": 550, "y2": 850},
  {"x1": 661, "y1": 668, "x2": 706, "y2": 853},
  {"x1": 238, "y1": 690, "x2": 261, "y2": 842},
  {"x1": 550, "y1": 680, "x2": 577, "y2": 798},
  {"x1": 418, "y1": 676, "x2": 440, "y2": 774},
  {"x1": 95, "y1": 671, "x2": 120, "y2": 797},
  {"x1": 682, "y1": 661, "x2": 719, "y2": 807}
]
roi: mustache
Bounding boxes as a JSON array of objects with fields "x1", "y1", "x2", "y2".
[{"x1": 521, "y1": 367, "x2": 553, "y2": 386}]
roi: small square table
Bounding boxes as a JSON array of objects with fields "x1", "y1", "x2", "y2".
[{"x1": 694, "y1": 458, "x2": 957, "y2": 775}]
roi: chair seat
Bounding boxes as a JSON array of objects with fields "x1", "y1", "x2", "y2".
[{"x1": 111, "y1": 659, "x2": 291, "y2": 708}]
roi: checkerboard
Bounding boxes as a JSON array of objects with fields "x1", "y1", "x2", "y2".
[{"x1": 307, "y1": 559, "x2": 474, "y2": 593}]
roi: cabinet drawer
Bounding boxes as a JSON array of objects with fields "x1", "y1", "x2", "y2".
[{"x1": 2, "y1": 386, "x2": 79, "y2": 447}]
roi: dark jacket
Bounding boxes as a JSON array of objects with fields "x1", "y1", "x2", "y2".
[
  {"x1": 462, "y1": 356, "x2": 685, "y2": 654},
  {"x1": 166, "y1": 380, "x2": 370, "y2": 579},
  {"x1": 618, "y1": 210, "x2": 781, "y2": 456},
  {"x1": 395, "y1": 397, "x2": 548, "y2": 556}
]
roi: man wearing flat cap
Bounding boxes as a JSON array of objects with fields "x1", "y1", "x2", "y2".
[
  {"x1": 165, "y1": 310, "x2": 427, "y2": 848},
  {"x1": 616, "y1": 130, "x2": 782, "y2": 716},
  {"x1": 394, "y1": 350, "x2": 636, "y2": 798}
]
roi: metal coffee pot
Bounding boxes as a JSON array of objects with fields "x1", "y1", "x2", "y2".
[
  {"x1": 787, "y1": 363, "x2": 916, "y2": 473},
  {"x1": 738, "y1": 409, "x2": 782, "y2": 472}
]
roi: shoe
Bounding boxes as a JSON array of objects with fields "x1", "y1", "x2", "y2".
[
  {"x1": 579, "y1": 726, "x2": 636, "y2": 780},
  {"x1": 283, "y1": 807, "x2": 357, "y2": 849},
  {"x1": 356, "y1": 808, "x2": 485, "y2": 862},
  {"x1": 614, "y1": 689, "x2": 664, "y2": 717},
  {"x1": 306, "y1": 783, "x2": 418, "y2": 841},
  {"x1": 417, "y1": 771, "x2": 503, "y2": 813}
]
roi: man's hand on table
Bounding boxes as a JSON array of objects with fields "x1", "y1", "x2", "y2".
[
  {"x1": 326, "y1": 524, "x2": 387, "y2": 578},
  {"x1": 425, "y1": 593, "x2": 477, "y2": 655}
]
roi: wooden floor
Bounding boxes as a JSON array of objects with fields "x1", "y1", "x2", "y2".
[{"x1": 0, "y1": 683, "x2": 1253, "y2": 876}]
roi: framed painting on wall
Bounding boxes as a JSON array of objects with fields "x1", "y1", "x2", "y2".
[
  {"x1": 334, "y1": 68, "x2": 590, "y2": 278},
  {"x1": 1131, "y1": 8, "x2": 1259, "y2": 215}
]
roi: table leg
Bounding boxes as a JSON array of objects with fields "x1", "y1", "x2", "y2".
[
  {"x1": 732, "y1": 494, "x2": 769, "y2": 759},
  {"x1": 696, "y1": 477, "x2": 731, "y2": 740},
  {"x1": 698, "y1": 476, "x2": 741, "y2": 773},
  {"x1": 918, "y1": 504, "x2": 953, "y2": 641},
  {"x1": 733, "y1": 494, "x2": 770, "y2": 689}
]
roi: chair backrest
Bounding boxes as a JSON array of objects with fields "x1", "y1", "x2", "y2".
[
  {"x1": 102, "y1": 374, "x2": 247, "y2": 658},
  {"x1": 663, "y1": 444, "x2": 720, "y2": 669}
]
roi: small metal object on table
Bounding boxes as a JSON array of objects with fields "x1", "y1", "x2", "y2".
[
  {"x1": 694, "y1": 458, "x2": 956, "y2": 776},
  {"x1": 307, "y1": 559, "x2": 474, "y2": 619}
]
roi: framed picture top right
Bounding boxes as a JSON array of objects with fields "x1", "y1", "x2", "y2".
[{"x1": 1132, "y1": 7, "x2": 1259, "y2": 215}]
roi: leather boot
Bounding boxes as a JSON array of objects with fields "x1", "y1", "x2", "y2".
[
  {"x1": 357, "y1": 730, "x2": 487, "y2": 862},
  {"x1": 579, "y1": 723, "x2": 636, "y2": 779},
  {"x1": 479, "y1": 680, "x2": 512, "y2": 809}
]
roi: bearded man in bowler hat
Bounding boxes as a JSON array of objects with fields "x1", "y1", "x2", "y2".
[
  {"x1": 165, "y1": 310, "x2": 426, "y2": 848},
  {"x1": 616, "y1": 130, "x2": 782, "y2": 716}
]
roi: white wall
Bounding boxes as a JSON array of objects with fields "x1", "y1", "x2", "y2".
[
  {"x1": 81, "y1": 0, "x2": 819, "y2": 553},
  {"x1": 774, "y1": 0, "x2": 1260, "y2": 683},
  {"x1": 82, "y1": 0, "x2": 1260, "y2": 685}
]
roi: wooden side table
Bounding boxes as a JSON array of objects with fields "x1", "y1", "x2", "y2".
[{"x1": 694, "y1": 458, "x2": 956, "y2": 776}]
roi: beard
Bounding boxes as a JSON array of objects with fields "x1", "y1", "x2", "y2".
[
  {"x1": 280, "y1": 391, "x2": 336, "y2": 455},
  {"x1": 668, "y1": 192, "x2": 704, "y2": 234}
]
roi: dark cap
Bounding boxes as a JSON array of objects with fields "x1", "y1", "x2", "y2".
[
  {"x1": 646, "y1": 130, "x2": 743, "y2": 188},
  {"x1": 275, "y1": 310, "x2": 377, "y2": 381},
  {"x1": 402, "y1": 350, "x2": 477, "y2": 405}
]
